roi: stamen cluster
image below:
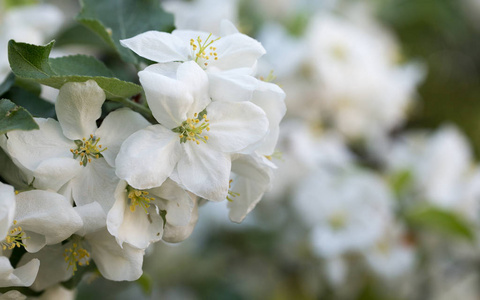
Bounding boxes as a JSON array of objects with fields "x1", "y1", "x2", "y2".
[
  {"x1": 190, "y1": 33, "x2": 220, "y2": 67},
  {"x1": 173, "y1": 112, "x2": 210, "y2": 145},
  {"x1": 64, "y1": 242, "x2": 90, "y2": 274},
  {"x1": 70, "y1": 134, "x2": 107, "y2": 167},
  {"x1": 226, "y1": 179, "x2": 240, "y2": 202},
  {"x1": 127, "y1": 186, "x2": 154, "y2": 213},
  {"x1": 1, "y1": 220, "x2": 26, "y2": 250}
]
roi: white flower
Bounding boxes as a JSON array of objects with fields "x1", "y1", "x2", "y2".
[
  {"x1": 387, "y1": 125, "x2": 473, "y2": 209},
  {"x1": 5, "y1": 80, "x2": 150, "y2": 212},
  {"x1": 121, "y1": 20, "x2": 266, "y2": 104},
  {"x1": 363, "y1": 224, "x2": 415, "y2": 279},
  {"x1": 116, "y1": 62, "x2": 269, "y2": 201},
  {"x1": 294, "y1": 168, "x2": 393, "y2": 258},
  {"x1": 107, "y1": 179, "x2": 195, "y2": 249}
]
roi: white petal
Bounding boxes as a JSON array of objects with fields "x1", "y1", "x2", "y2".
[
  {"x1": 0, "y1": 257, "x2": 39, "y2": 288},
  {"x1": 228, "y1": 154, "x2": 273, "y2": 223},
  {"x1": 0, "y1": 290, "x2": 26, "y2": 299},
  {"x1": 0, "y1": 183, "x2": 15, "y2": 241},
  {"x1": 18, "y1": 245, "x2": 72, "y2": 292},
  {"x1": 206, "y1": 101, "x2": 269, "y2": 153},
  {"x1": 120, "y1": 31, "x2": 190, "y2": 63},
  {"x1": 87, "y1": 228, "x2": 144, "y2": 281},
  {"x1": 177, "y1": 143, "x2": 231, "y2": 202},
  {"x1": 177, "y1": 62, "x2": 211, "y2": 117},
  {"x1": 95, "y1": 108, "x2": 150, "y2": 167},
  {"x1": 208, "y1": 70, "x2": 258, "y2": 103},
  {"x1": 149, "y1": 179, "x2": 194, "y2": 227},
  {"x1": 139, "y1": 63, "x2": 193, "y2": 128},
  {"x1": 74, "y1": 202, "x2": 107, "y2": 236},
  {"x1": 55, "y1": 80, "x2": 105, "y2": 140},
  {"x1": 162, "y1": 196, "x2": 199, "y2": 243},
  {"x1": 220, "y1": 19, "x2": 239, "y2": 35},
  {"x1": 6, "y1": 118, "x2": 76, "y2": 173},
  {"x1": 70, "y1": 158, "x2": 118, "y2": 213},
  {"x1": 250, "y1": 81, "x2": 286, "y2": 155},
  {"x1": 15, "y1": 190, "x2": 83, "y2": 252},
  {"x1": 116, "y1": 125, "x2": 182, "y2": 189},
  {"x1": 32, "y1": 157, "x2": 83, "y2": 191},
  {"x1": 107, "y1": 181, "x2": 163, "y2": 249},
  {"x1": 207, "y1": 33, "x2": 266, "y2": 71}
]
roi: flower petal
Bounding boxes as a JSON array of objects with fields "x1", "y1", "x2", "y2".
[
  {"x1": 207, "y1": 33, "x2": 266, "y2": 71},
  {"x1": 0, "y1": 183, "x2": 15, "y2": 241},
  {"x1": 74, "y1": 202, "x2": 107, "y2": 236},
  {"x1": 162, "y1": 196, "x2": 199, "y2": 243},
  {"x1": 250, "y1": 81, "x2": 286, "y2": 155},
  {"x1": 139, "y1": 63, "x2": 193, "y2": 128},
  {"x1": 177, "y1": 61, "x2": 211, "y2": 117},
  {"x1": 70, "y1": 158, "x2": 118, "y2": 213},
  {"x1": 15, "y1": 190, "x2": 83, "y2": 252},
  {"x1": 0, "y1": 257, "x2": 39, "y2": 288},
  {"x1": 206, "y1": 101, "x2": 269, "y2": 153},
  {"x1": 149, "y1": 179, "x2": 195, "y2": 227},
  {"x1": 32, "y1": 157, "x2": 83, "y2": 191},
  {"x1": 208, "y1": 70, "x2": 258, "y2": 103},
  {"x1": 228, "y1": 154, "x2": 273, "y2": 223},
  {"x1": 120, "y1": 31, "x2": 190, "y2": 63},
  {"x1": 6, "y1": 118, "x2": 76, "y2": 173},
  {"x1": 116, "y1": 125, "x2": 182, "y2": 189},
  {"x1": 55, "y1": 80, "x2": 105, "y2": 140},
  {"x1": 177, "y1": 143, "x2": 231, "y2": 202},
  {"x1": 95, "y1": 108, "x2": 150, "y2": 168},
  {"x1": 87, "y1": 228, "x2": 144, "y2": 281}
]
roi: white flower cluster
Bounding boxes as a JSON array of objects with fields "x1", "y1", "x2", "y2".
[{"x1": 0, "y1": 15, "x2": 285, "y2": 293}]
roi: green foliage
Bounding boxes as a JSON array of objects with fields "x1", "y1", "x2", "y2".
[
  {"x1": 0, "y1": 73, "x2": 15, "y2": 96},
  {"x1": 8, "y1": 40, "x2": 142, "y2": 100},
  {"x1": 76, "y1": 0, "x2": 174, "y2": 64},
  {"x1": 0, "y1": 99, "x2": 38, "y2": 135},
  {"x1": 405, "y1": 205, "x2": 474, "y2": 241},
  {"x1": 136, "y1": 273, "x2": 153, "y2": 295}
]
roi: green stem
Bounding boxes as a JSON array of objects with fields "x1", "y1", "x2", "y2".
[{"x1": 117, "y1": 97, "x2": 155, "y2": 123}]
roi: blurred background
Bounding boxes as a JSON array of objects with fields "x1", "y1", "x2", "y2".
[{"x1": 3, "y1": 0, "x2": 480, "y2": 299}]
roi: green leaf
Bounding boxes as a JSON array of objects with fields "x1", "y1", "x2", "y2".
[
  {"x1": 405, "y1": 205, "x2": 474, "y2": 241},
  {"x1": 136, "y1": 273, "x2": 152, "y2": 295},
  {"x1": 0, "y1": 99, "x2": 39, "y2": 135},
  {"x1": 8, "y1": 40, "x2": 142, "y2": 100},
  {"x1": 388, "y1": 169, "x2": 413, "y2": 197},
  {"x1": 4, "y1": 86, "x2": 55, "y2": 118},
  {"x1": 76, "y1": 0, "x2": 174, "y2": 64}
]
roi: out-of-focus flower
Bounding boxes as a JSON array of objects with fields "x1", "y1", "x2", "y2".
[
  {"x1": 163, "y1": 0, "x2": 238, "y2": 35},
  {"x1": 294, "y1": 168, "x2": 393, "y2": 258}
]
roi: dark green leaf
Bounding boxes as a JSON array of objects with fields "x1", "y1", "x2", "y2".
[
  {"x1": 8, "y1": 40, "x2": 142, "y2": 100},
  {"x1": 76, "y1": 0, "x2": 174, "y2": 64},
  {"x1": 4, "y1": 86, "x2": 55, "y2": 118},
  {"x1": 0, "y1": 99, "x2": 39, "y2": 135},
  {"x1": 405, "y1": 205, "x2": 474, "y2": 241}
]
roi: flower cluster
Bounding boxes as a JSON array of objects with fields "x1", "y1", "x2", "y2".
[{"x1": 0, "y1": 3, "x2": 285, "y2": 295}]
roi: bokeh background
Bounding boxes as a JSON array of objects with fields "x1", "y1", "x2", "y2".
[{"x1": 3, "y1": 0, "x2": 480, "y2": 299}]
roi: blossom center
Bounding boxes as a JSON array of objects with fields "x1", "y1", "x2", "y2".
[
  {"x1": 70, "y1": 134, "x2": 107, "y2": 167},
  {"x1": 328, "y1": 212, "x2": 347, "y2": 230},
  {"x1": 1, "y1": 220, "x2": 27, "y2": 250},
  {"x1": 172, "y1": 111, "x2": 210, "y2": 145},
  {"x1": 190, "y1": 33, "x2": 220, "y2": 68},
  {"x1": 127, "y1": 186, "x2": 154, "y2": 213},
  {"x1": 64, "y1": 240, "x2": 90, "y2": 275}
]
